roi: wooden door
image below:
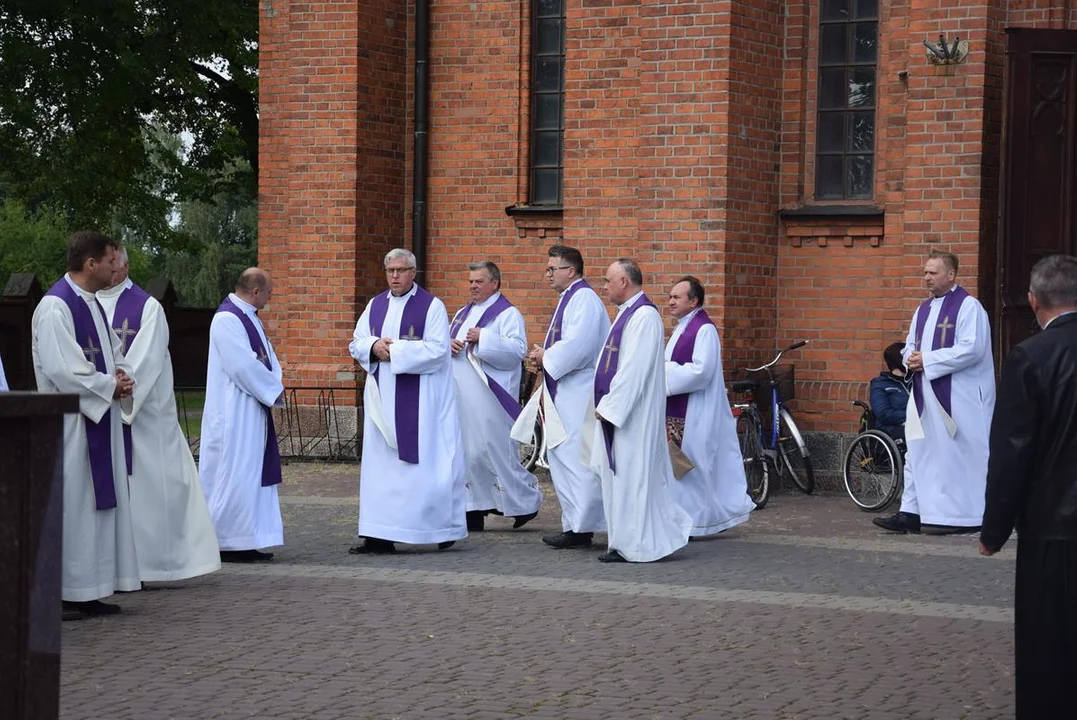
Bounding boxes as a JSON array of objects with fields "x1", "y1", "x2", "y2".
[{"x1": 1000, "y1": 29, "x2": 1077, "y2": 357}]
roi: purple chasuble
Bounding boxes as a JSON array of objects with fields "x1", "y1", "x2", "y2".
[
  {"x1": 542, "y1": 280, "x2": 594, "y2": 400},
  {"x1": 665, "y1": 309, "x2": 714, "y2": 421},
  {"x1": 593, "y1": 293, "x2": 657, "y2": 472},
  {"x1": 368, "y1": 285, "x2": 436, "y2": 464},
  {"x1": 44, "y1": 279, "x2": 118, "y2": 510},
  {"x1": 112, "y1": 283, "x2": 151, "y2": 475},
  {"x1": 450, "y1": 294, "x2": 523, "y2": 420},
  {"x1": 912, "y1": 285, "x2": 970, "y2": 420},
  {"x1": 216, "y1": 298, "x2": 283, "y2": 487}
]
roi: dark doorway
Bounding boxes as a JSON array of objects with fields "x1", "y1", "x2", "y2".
[{"x1": 1000, "y1": 28, "x2": 1077, "y2": 358}]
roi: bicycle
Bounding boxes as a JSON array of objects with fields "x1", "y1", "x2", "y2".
[
  {"x1": 517, "y1": 368, "x2": 546, "y2": 472},
  {"x1": 729, "y1": 340, "x2": 814, "y2": 499},
  {"x1": 842, "y1": 400, "x2": 904, "y2": 511}
]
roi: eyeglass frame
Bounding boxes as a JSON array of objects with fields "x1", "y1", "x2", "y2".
[
  {"x1": 544, "y1": 265, "x2": 574, "y2": 276},
  {"x1": 385, "y1": 266, "x2": 416, "y2": 276}
]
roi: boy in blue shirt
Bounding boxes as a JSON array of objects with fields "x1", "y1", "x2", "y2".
[{"x1": 870, "y1": 342, "x2": 911, "y2": 442}]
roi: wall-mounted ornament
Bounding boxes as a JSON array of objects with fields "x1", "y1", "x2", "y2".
[{"x1": 923, "y1": 34, "x2": 969, "y2": 65}]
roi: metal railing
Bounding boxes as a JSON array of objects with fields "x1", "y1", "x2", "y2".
[{"x1": 175, "y1": 386, "x2": 360, "y2": 462}]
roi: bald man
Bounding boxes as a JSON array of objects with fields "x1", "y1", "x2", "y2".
[{"x1": 199, "y1": 268, "x2": 286, "y2": 563}]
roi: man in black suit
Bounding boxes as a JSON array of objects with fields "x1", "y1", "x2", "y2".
[{"x1": 980, "y1": 254, "x2": 1077, "y2": 718}]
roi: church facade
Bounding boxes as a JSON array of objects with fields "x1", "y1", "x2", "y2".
[{"x1": 258, "y1": 0, "x2": 1077, "y2": 435}]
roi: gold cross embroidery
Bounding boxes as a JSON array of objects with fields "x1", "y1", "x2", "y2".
[
  {"x1": 548, "y1": 324, "x2": 561, "y2": 344},
  {"x1": 602, "y1": 338, "x2": 619, "y2": 373},
  {"x1": 116, "y1": 318, "x2": 137, "y2": 355},
  {"x1": 402, "y1": 325, "x2": 420, "y2": 341},
  {"x1": 82, "y1": 335, "x2": 102, "y2": 365},
  {"x1": 937, "y1": 316, "x2": 955, "y2": 346},
  {"x1": 257, "y1": 346, "x2": 269, "y2": 366}
]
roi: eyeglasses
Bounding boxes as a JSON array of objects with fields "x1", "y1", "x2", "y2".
[
  {"x1": 544, "y1": 266, "x2": 573, "y2": 276},
  {"x1": 385, "y1": 267, "x2": 415, "y2": 276}
]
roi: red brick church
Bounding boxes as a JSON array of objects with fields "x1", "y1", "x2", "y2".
[{"x1": 257, "y1": 0, "x2": 1077, "y2": 439}]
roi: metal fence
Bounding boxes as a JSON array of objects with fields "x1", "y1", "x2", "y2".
[{"x1": 176, "y1": 386, "x2": 360, "y2": 462}]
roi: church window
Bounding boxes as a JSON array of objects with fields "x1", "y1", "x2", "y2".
[
  {"x1": 815, "y1": 0, "x2": 878, "y2": 200},
  {"x1": 530, "y1": 0, "x2": 566, "y2": 205}
]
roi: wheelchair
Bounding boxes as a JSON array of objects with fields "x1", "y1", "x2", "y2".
[{"x1": 842, "y1": 401, "x2": 905, "y2": 512}]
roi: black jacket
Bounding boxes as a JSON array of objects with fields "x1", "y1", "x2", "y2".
[{"x1": 982, "y1": 312, "x2": 1077, "y2": 550}]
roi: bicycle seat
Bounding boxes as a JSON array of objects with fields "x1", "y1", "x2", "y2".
[{"x1": 729, "y1": 380, "x2": 756, "y2": 393}]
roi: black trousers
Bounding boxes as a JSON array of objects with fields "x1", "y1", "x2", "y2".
[{"x1": 1015, "y1": 539, "x2": 1077, "y2": 718}]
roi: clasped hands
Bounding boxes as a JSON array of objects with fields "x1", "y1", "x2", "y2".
[
  {"x1": 113, "y1": 369, "x2": 135, "y2": 399},
  {"x1": 906, "y1": 351, "x2": 925, "y2": 372},
  {"x1": 372, "y1": 337, "x2": 394, "y2": 362},
  {"x1": 451, "y1": 328, "x2": 482, "y2": 357},
  {"x1": 525, "y1": 344, "x2": 545, "y2": 374}
]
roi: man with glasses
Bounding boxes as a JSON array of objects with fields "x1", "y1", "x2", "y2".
[
  {"x1": 348, "y1": 248, "x2": 467, "y2": 554},
  {"x1": 518, "y1": 245, "x2": 610, "y2": 549}
]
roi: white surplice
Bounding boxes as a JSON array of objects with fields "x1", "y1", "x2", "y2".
[
  {"x1": 450, "y1": 293, "x2": 542, "y2": 517},
  {"x1": 350, "y1": 285, "x2": 467, "y2": 544},
  {"x1": 900, "y1": 286, "x2": 996, "y2": 527},
  {"x1": 32, "y1": 275, "x2": 141, "y2": 601},
  {"x1": 98, "y1": 280, "x2": 220, "y2": 581},
  {"x1": 665, "y1": 310, "x2": 755, "y2": 536},
  {"x1": 540, "y1": 279, "x2": 610, "y2": 533},
  {"x1": 590, "y1": 294, "x2": 692, "y2": 562},
  {"x1": 199, "y1": 294, "x2": 284, "y2": 551}
]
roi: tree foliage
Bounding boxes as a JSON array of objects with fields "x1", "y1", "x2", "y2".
[{"x1": 0, "y1": 0, "x2": 259, "y2": 240}]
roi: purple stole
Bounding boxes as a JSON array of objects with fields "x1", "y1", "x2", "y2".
[
  {"x1": 665, "y1": 309, "x2": 714, "y2": 421},
  {"x1": 111, "y1": 283, "x2": 151, "y2": 475},
  {"x1": 450, "y1": 294, "x2": 523, "y2": 420},
  {"x1": 912, "y1": 285, "x2": 970, "y2": 422},
  {"x1": 542, "y1": 279, "x2": 594, "y2": 400},
  {"x1": 368, "y1": 285, "x2": 436, "y2": 464},
  {"x1": 216, "y1": 297, "x2": 283, "y2": 487},
  {"x1": 593, "y1": 293, "x2": 656, "y2": 472},
  {"x1": 44, "y1": 279, "x2": 118, "y2": 510}
]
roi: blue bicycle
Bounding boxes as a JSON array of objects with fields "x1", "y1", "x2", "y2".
[{"x1": 729, "y1": 340, "x2": 814, "y2": 503}]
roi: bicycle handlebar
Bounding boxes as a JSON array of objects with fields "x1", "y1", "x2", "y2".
[{"x1": 740, "y1": 339, "x2": 810, "y2": 373}]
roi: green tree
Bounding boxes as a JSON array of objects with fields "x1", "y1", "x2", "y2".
[
  {"x1": 0, "y1": 0, "x2": 258, "y2": 240},
  {"x1": 0, "y1": 200, "x2": 69, "y2": 290}
]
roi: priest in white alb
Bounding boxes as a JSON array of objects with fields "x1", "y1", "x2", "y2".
[
  {"x1": 874, "y1": 250, "x2": 996, "y2": 535},
  {"x1": 348, "y1": 248, "x2": 467, "y2": 554},
  {"x1": 97, "y1": 248, "x2": 220, "y2": 581},
  {"x1": 450, "y1": 260, "x2": 541, "y2": 532},
  {"x1": 32, "y1": 231, "x2": 140, "y2": 617},
  {"x1": 664, "y1": 276, "x2": 755, "y2": 536},
  {"x1": 199, "y1": 268, "x2": 285, "y2": 562},
  {"x1": 515, "y1": 245, "x2": 610, "y2": 550},
  {"x1": 589, "y1": 259, "x2": 692, "y2": 563}
]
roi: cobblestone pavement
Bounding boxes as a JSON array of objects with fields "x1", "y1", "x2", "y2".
[{"x1": 62, "y1": 463, "x2": 1016, "y2": 719}]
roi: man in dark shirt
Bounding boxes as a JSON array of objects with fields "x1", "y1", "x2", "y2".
[{"x1": 869, "y1": 342, "x2": 911, "y2": 441}]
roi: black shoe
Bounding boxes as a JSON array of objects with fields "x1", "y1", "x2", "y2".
[
  {"x1": 437, "y1": 541, "x2": 456, "y2": 550},
  {"x1": 922, "y1": 524, "x2": 982, "y2": 536},
  {"x1": 466, "y1": 510, "x2": 488, "y2": 532},
  {"x1": 63, "y1": 600, "x2": 121, "y2": 616},
  {"x1": 872, "y1": 511, "x2": 921, "y2": 534},
  {"x1": 542, "y1": 531, "x2": 594, "y2": 549},
  {"x1": 513, "y1": 511, "x2": 539, "y2": 529},
  {"x1": 221, "y1": 549, "x2": 275, "y2": 563},
  {"x1": 348, "y1": 538, "x2": 397, "y2": 555},
  {"x1": 62, "y1": 606, "x2": 85, "y2": 622},
  {"x1": 597, "y1": 549, "x2": 627, "y2": 563}
]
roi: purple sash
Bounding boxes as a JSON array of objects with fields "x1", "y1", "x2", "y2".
[
  {"x1": 912, "y1": 285, "x2": 970, "y2": 420},
  {"x1": 112, "y1": 283, "x2": 151, "y2": 475},
  {"x1": 216, "y1": 297, "x2": 283, "y2": 487},
  {"x1": 593, "y1": 293, "x2": 656, "y2": 472},
  {"x1": 451, "y1": 294, "x2": 523, "y2": 420},
  {"x1": 44, "y1": 279, "x2": 118, "y2": 510},
  {"x1": 368, "y1": 285, "x2": 436, "y2": 464},
  {"x1": 665, "y1": 309, "x2": 713, "y2": 421},
  {"x1": 542, "y1": 280, "x2": 594, "y2": 400}
]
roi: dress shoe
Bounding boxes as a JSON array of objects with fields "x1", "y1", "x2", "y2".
[
  {"x1": 597, "y1": 549, "x2": 627, "y2": 563},
  {"x1": 872, "y1": 511, "x2": 921, "y2": 534},
  {"x1": 466, "y1": 510, "x2": 488, "y2": 532},
  {"x1": 541, "y1": 531, "x2": 594, "y2": 549},
  {"x1": 62, "y1": 606, "x2": 85, "y2": 622},
  {"x1": 437, "y1": 541, "x2": 455, "y2": 550},
  {"x1": 63, "y1": 600, "x2": 121, "y2": 616},
  {"x1": 221, "y1": 549, "x2": 275, "y2": 563},
  {"x1": 512, "y1": 511, "x2": 538, "y2": 529},
  {"x1": 922, "y1": 524, "x2": 982, "y2": 536},
  {"x1": 348, "y1": 538, "x2": 397, "y2": 555}
]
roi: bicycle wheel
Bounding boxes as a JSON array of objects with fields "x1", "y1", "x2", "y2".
[
  {"x1": 518, "y1": 418, "x2": 544, "y2": 472},
  {"x1": 736, "y1": 413, "x2": 770, "y2": 509},
  {"x1": 777, "y1": 407, "x2": 815, "y2": 494},
  {"x1": 843, "y1": 430, "x2": 902, "y2": 512}
]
